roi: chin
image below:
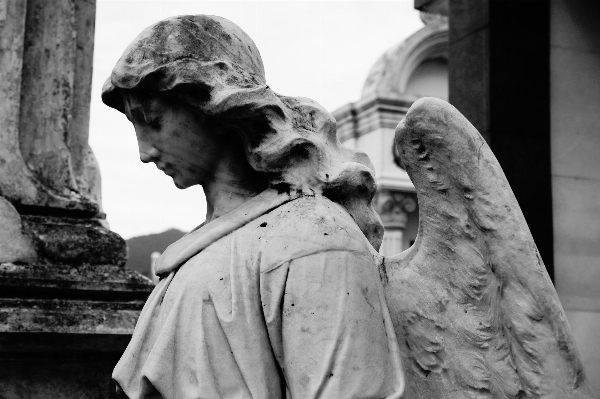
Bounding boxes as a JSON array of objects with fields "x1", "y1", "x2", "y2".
[
  {"x1": 173, "y1": 177, "x2": 194, "y2": 190},
  {"x1": 173, "y1": 181, "x2": 187, "y2": 190}
]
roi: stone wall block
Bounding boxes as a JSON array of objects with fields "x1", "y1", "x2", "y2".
[
  {"x1": 22, "y1": 215, "x2": 127, "y2": 267},
  {"x1": 448, "y1": 27, "x2": 490, "y2": 138}
]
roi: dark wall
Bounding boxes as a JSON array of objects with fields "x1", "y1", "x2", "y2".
[{"x1": 448, "y1": 0, "x2": 553, "y2": 279}]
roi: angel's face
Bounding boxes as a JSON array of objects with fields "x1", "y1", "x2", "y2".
[{"x1": 122, "y1": 92, "x2": 224, "y2": 189}]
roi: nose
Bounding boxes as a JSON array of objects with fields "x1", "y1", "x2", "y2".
[
  {"x1": 134, "y1": 124, "x2": 160, "y2": 163},
  {"x1": 137, "y1": 138, "x2": 159, "y2": 163}
]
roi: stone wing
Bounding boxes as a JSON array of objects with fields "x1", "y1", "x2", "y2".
[{"x1": 382, "y1": 97, "x2": 592, "y2": 398}]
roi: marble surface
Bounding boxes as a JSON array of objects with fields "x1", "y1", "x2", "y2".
[
  {"x1": 114, "y1": 193, "x2": 405, "y2": 398},
  {"x1": 385, "y1": 97, "x2": 592, "y2": 398},
  {"x1": 102, "y1": 15, "x2": 406, "y2": 398}
]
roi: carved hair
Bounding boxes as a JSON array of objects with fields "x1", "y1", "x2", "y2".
[{"x1": 102, "y1": 15, "x2": 383, "y2": 248}]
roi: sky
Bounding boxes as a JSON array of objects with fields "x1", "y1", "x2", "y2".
[{"x1": 90, "y1": 0, "x2": 424, "y2": 239}]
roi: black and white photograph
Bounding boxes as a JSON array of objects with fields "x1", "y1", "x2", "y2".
[{"x1": 0, "y1": 0, "x2": 598, "y2": 398}]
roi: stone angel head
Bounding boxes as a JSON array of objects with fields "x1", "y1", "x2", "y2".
[{"x1": 102, "y1": 14, "x2": 384, "y2": 249}]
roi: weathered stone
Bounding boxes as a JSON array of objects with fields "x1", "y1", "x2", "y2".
[
  {"x1": 21, "y1": 215, "x2": 127, "y2": 267},
  {"x1": 0, "y1": 0, "x2": 101, "y2": 213},
  {"x1": 0, "y1": 263, "x2": 151, "y2": 300},
  {"x1": 0, "y1": 1, "x2": 153, "y2": 397},
  {"x1": 102, "y1": 15, "x2": 402, "y2": 398},
  {"x1": 0, "y1": 197, "x2": 36, "y2": 263},
  {"x1": 0, "y1": 298, "x2": 144, "y2": 335},
  {"x1": 385, "y1": 97, "x2": 593, "y2": 398}
]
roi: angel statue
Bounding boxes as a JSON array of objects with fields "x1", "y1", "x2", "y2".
[{"x1": 102, "y1": 15, "x2": 592, "y2": 399}]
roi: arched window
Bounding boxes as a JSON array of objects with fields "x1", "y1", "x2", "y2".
[{"x1": 405, "y1": 57, "x2": 448, "y2": 99}]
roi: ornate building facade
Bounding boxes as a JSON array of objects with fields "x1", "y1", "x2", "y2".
[{"x1": 333, "y1": 13, "x2": 448, "y2": 256}]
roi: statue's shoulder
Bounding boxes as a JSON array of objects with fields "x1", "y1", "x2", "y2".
[
  {"x1": 266, "y1": 194, "x2": 364, "y2": 238},
  {"x1": 239, "y1": 194, "x2": 376, "y2": 266}
]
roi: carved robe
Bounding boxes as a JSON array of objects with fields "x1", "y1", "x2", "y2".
[{"x1": 113, "y1": 190, "x2": 404, "y2": 399}]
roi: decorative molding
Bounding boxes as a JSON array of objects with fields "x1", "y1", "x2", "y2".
[
  {"x1": 334, "y1": 21, "x2": 448, "y2": 142},
  {"x1": 420, "y1": 12, "x2": 449, "y2": 26},
  {"x1": 361, "y1": 23, "x2": 448, "y2": 99},
  {"x1": 334, "y1": 94, "x2": 414, "y2": 142},
  {"x1": 374, "y1": 189, "x2": 418, "y2": 229},
  {"x1": 378, "y1": 179, "x2": 416, "y2": 193}
]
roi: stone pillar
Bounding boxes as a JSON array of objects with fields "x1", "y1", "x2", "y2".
[
  {"x1": 549, "y1": 0, "x2": 600, "y2": 390},
  {"x1": 0, "y1": 0, "x2": 152, "y2": 397},
  {"x1": 375, "y1": 189, "x2": 418, "y2": 256}
]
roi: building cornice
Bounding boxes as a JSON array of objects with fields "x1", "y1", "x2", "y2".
[{"x1": 334, "y1": 94, "x2": 416, "y2": 142}]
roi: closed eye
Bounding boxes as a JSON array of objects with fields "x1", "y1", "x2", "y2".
[
  {"x1": 130, "y1": 108, "x2": 160, "y2": 130},
  {"x1": 130, "y1": 108, "x2": 145, "y2": 125},
  {"x1": 148, "y1": 118, "x2": 161, "y2": 130}
]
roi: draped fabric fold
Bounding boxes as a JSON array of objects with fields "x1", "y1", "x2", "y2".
[{"x1": 113, "y1": 193, "x2": 404, "y2": 399}]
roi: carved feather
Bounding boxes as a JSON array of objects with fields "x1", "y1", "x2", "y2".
[{"x1": 384, "y1": 98, "x2": 593, "y2": 398}]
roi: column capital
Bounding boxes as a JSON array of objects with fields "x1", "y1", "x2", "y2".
[{"x1": 374, "y1": 189, "x2": 418, "y2": 229}]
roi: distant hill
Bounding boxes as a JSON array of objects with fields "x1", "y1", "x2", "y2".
[{"x1": 126, "y1": 228, "x2": 186, "y2": 279}]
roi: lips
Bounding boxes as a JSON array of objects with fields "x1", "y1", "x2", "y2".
[{"x1": 156, "y1": 163, "x2": 174, "y2": 177}]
